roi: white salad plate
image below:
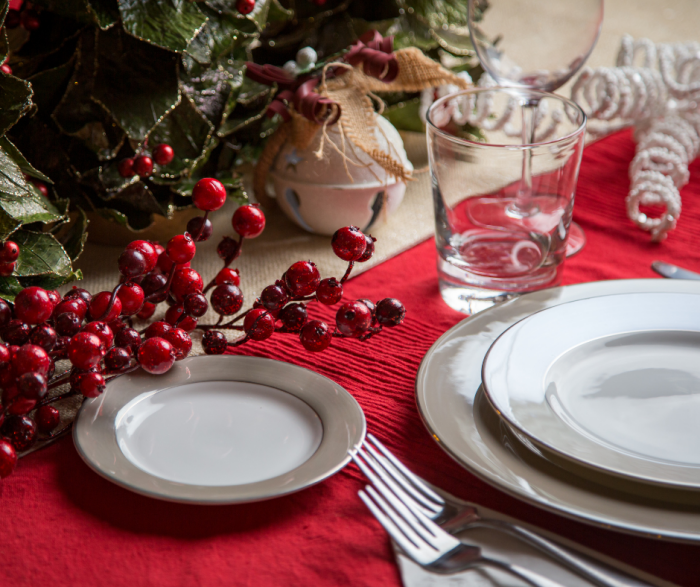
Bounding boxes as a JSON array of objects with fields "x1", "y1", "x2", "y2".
[
  {"x1": 482, "y1": 292, "x2": 700, "y2": 490},
  {"x1": 416, "y1": 279, "x2": 700, "y2": 543},
  {"x1": 74, "y1": 355, "x2": 365, "y2": 504}
]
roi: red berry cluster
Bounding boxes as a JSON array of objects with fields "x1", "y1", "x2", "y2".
[
  {"x1": 4, "y1": 5, "x2": 40, "y2": 33},
  {"x1": 236, "y1": 0, "x2": 256, "y2": 15},
  {"x1": 0, "y1": 241, "x2": 20, "y2": 277},
  {"x1": 0, "y1": 177, "x2": 405, "y2": 480},
  {"x1": 118, "y1": 143, "x2": 175, "y2": 179}
]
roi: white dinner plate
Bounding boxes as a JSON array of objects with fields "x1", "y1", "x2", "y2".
[
  {"x1": 416, "y1": 279, "x2": 700, "y2": 543},
  {"x1": 482, "y1": 292, "x2": 700, "y2": 489},
  {"x1": 74, "y1": 355, "x2": 365, "y2": 503}
]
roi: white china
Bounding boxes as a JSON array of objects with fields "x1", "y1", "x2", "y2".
[
  {"x1": 482, "y1": 292, "x2": 700, "y2": 489},
  {"x1": 416, "y1": 279, "x2": 700, "y2": 543},
  {"x1": 74, "y1": 355, "x2": 365, "y2": 503}
]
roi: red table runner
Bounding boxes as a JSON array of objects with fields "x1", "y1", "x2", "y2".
[{"x1": 2, "y1": 130, "x2": 699, "y2": 586}]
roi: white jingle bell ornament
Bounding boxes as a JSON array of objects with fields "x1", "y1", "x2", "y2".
[{"x1": 268, "y1": 114, "x2": 413, "y2": 236}]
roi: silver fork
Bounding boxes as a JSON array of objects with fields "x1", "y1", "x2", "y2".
[
  {"x1": 352, "y1": 434, "x2": 645, "y2": 587},
  {"x1": 359, "y1": 483, "x2": 565, "y2": 587}
]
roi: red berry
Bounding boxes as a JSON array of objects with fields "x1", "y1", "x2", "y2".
[
  {"x1": 46, "y1": 290, "x2": 61, "y2": 307},
  {"x1": 284, "y1": 261, "x2": 320, "y2": 297},
  {"x1": 260, "y1": 284, "x2": 289, "y2": 311},
  {"x1": 232, "y1": 204, "x2": 265, "y2": 238},
  {"x1": 166, "y1": 233, "x2": 196, "y2": 264},
  {"x1": 118, "y1": 158, "x2": 135, "y2": 178},
  {"x1": 14, "y1": 286, "x2": 53, "y2": 325},
  {"x1": 83, "y1": 321, "x2": 114, "y2": 350},
  {"x1": 156, "y1": 250, "x2": 189, "y2": 274},
  {"x1": 203, "y1": 330, "x2": 228, "y2": 355},
  {"x1": 243, "y1": 309, "x2": 275, "y2": 341},
  {"x1": 138, "y1": 337, "x2": 175, "y2": 374},
  {"x1": 183, "y1": 293, "x2": 208, "y2": 318},
  {"x1": 236, "y1": 0, "x2": 256, "y2": 14},
  {"x1": 192, "y1": 178, "x2": 227, "y2": 212},
  {"x1": 0, "y1": 241, "x2": 19, "y2": 263},
  {"x1": 18, "y1": 371, "x2": 47, "y2": 400},
  {"x1": 13, "y1": 344, "x2": 51, "y2": 377},
  {"x1": 375, "y1": 298, "x2": 405, "y2": 327},
  {"x1": 1, "y1": 320, "x2": 30, "y2": 345},
  {"x1": 145, "y1": 321, "x2": 171, "y2": 340},
  {"x1": 68, "y1": 332, "x2": 105, "y2": 370},
  {"x1": 55, "y1": 312, "x2": 81, "y2": 337},
  {"x1": 0, "y1": 64, "x2": 12, "y2": 75},
  {"x1": 1, "y1": 415, "x2": 37, "y2": 452},
  {"x1": 4, "y1": 9, "x2": 21, "y2": 29},
  {"x1": 141, "y1": 271, "x2": 167, "y2": 297},
  {"x1": 0, "y1": 299, "x2": 11, "y2": 328},
  {"x1": 116, "y1": 282, "x2": 145, "y2": 316},
  {"x1": 170, "y1": 267, "x2": 203, "y2": 302},
  {"x1": 89, "y1": 291, "x2": 122, "y2": 322},
  {"x1": 0, "y1": 439, "x2": 17, "y2": 478},
  {"x1": 7, "y1": 396, "x2": 37, "y2": 416},
  {"x1": 316, "y1": 277, "x2": 343, "y2": 305},
  {"x1": 133, "y1": 155, "x2": 154, "y2": 178},
  {"x1": 164, "y1": 305, "x2": 183, "y2": 326},
  {"x1": 54, "y1": 298, "x2": 88, "y2": 321},
  {"x1": 126, "y1": 240, "x2": 158, "y2": 272},
  {"x1": 358, "y1": 234, "x2": 376, "y2": 262},
  {"x1": 118, "y1": 248, "x2": 147, "y2": 278},
  {"x1": 77, "y1": 371, "x2": 106, "y2": 398},
  {"x1": 152, "y1": 144, "x2": 175, "y2": 166},
  {"x1": 331, "y1": 226, "x2": 367, "y2": 261},
  {"x1": 64, "y1": 287, "x2": 92, "y2": 306},
  {"x1": 211, "y1": 284, "x2": 243, "y2": 315},
  {"x1": 336, "y1": 301, "x2": 372, "y2": 337},
  {"x1": 36, "y1": 406, "x2": 60, "y2": 434},
  {"x1": 299, "y1": 320, "x2": 333, "y2": 352},
  {"x1": 279, "y1": 303, "x2": 307, "y2": 332},
  {"x1": 115, "y1": 327, "x2": 142, "y2": 351},
  {"x1": 0, "y1": 261, "x2": 15, "y2": 276},
  {"x1": 21, "y1": 10, "x2": 41, "y2": 31},
  {"x1": 105, "y1": 346, "x2": 132, "y2": 371},
  {"x1": 216, "y1": 236, "x2": 239, "y2": 262},
  {"x1": 32, "y1": 180, "x2": 48, "y2": 196},
  {"x1": 186, "y1": 216, "x2": 213, "y2": 242},
  {"x1": 215, "y1": 267, "x2": 240, "y2": 286},
  {"x1": 136, "y1": 302, "x2": 156, "y2": 320},
  {"x1": 0, "y1": 344, "x2": 9, "y2": 366},
  {"x1": 164, "y1": 328, "x2": 192, "y2": 360},
  {"x1": 29, "y1": 324, "x2": 57, "y2": 352}
]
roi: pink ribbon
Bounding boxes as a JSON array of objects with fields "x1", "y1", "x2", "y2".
[{"x1": 344, "y1": 30, "x2": 398, "y2": 83}]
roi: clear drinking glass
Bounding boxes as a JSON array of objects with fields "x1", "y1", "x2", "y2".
[{"x1": 427, "y1": 88, "x2": 586, "y2": 314}]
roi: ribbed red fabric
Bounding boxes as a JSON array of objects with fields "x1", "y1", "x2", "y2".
[{"x1": 1, "y1": 130, "x2": 699, "y2": 586}]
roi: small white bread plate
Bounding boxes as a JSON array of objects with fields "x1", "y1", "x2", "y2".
[
  {"x1": 482, "y1": 292, "x2": 700, "y2": 489},
  {"x1": 74, "y1": 355, "x2": 365, "y2": 503}
]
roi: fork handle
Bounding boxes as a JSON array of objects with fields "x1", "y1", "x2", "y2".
[
  {"x1": 482, "y1": 557, "x2": 566, "y2": 587},
  {"x1": 467, "y1": 519, "x2": 642, "y2": 587}
]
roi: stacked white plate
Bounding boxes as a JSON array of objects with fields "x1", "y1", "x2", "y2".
[{"x1": 416, "y1": 279, "x2": 700, "y2": 543}]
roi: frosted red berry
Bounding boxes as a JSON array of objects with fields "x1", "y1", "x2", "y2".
[
  {"x1": 83, "y1": 321, "x2": 114, "y2": 350},
  {"x1": 336, "y1": 301, "x2": 372, "y2": 337},
  {"x1": 68, "y1": 332, "x2": 105, "y2": 370},
  {"x1": 126, "y1": 241, "x2": 158, "y2": 272},
  {"x1": 118, "y1": 248, "x2": 148, "y2": 278},
  {"x1": 316, "y1": 277, "x2": 343, "y2": 305},
  {"x1": 152, "y1": 144, "x2": 175, "y2": 166},
  {"x1": 1, "y1": 320, "x2": 30, "y2": 345},
  {"x1": 279, "y1": 303, "x2": 307, "y2": 332},
  {"x1": 46, "y1": 290, "x2": 61, "y2": 307},
  {"x1": 0, "y1": 298, "x2": 11, "y2": 328},
  {"x1": 0, "y1": 439, "x2": 17, "y2": 478},
  {"x1": 64, "y1": 287, "x2": 92, "y2": 306},
  {"x1": 36, "y1": 406, "x2": 60, "y2": 434},
  {"x1": 29, "y1": 324, "x2": 57, "y2": 352},
  {"x1": 13, "y1": 344, "x2": 51, "y2": 377},
  {"x1": 359, "y1": 299, "x2": 376, "y2": 321},
  {"x1": 232, "y1": 204, "x2": 265, "y2": 238},
  {"x1": 55, "y1": 312, "x2": 81, "y2": 337},
  {"x1": 300, "y1": 320, "x2": 333, "y2": 352},
  {"x1": 187, "y1": 216, "x2": 213, "y2": 242},
  {"x1": 137, "y1": 302, "x2": 156, "y2": 320},
  {"x1": 115, "y1": 327, "x2": 142, "y2": 351},
  {"x1": 243, "y1": 309, "x2": 275, "y2": 341},
  {"x1": 118, "y1": 158, "x2": 135, "y2": 178},
  {"x1": 331, "y1": 226, "x2": 367, "y2": 262},
  {"x1": 375, "y1": 298, "x2": 405, "y2": 327},
  {"x1": 89, "y1": 291, "x2": 122, "y2": 322},
  {"x1": 145, "y1": 321, "x2": 172, "y2": 340},
  {"x1": 14, "y1": 286, "x2": 53, "y2": 325},
  {"x1": 2, "y1": 415, "x2": 37, "y2": 452},
  {"x1": 0, "y1": 241, "x2": 19, "y2": 263},
  {"x1": 284, "y1": 261, "x2": 320, "y2": 297},
  {"x1": 217, "y1": 236, "x2": 239, "y2": 262},
  {"x1": 133, "y1": 155, "x2": 154, "y2": 178},
  {"x1": 203, "y1": 330, "x2": 227, "y2": 355},
  {"x1": 164, "y1": 328, "x2": 192, "y2": 360},
  {"x1": 260, "y1": 284, "x2": 289, "y2": 311},
  {"x1": 183, "y1": 293, "x2": 208, "y2": 317},
  {"x1": 215, "y1": 267, "x2": 240, "y2": 286},
  {"x1": 105, "y1": 346, "x2": 132, "y2": 371},
  {"x1": 18, "y1": 372, "x2": 47, "y2": 400},
  {"x1": 54, "y1": 298, "x2": 87, "y2": 321},
  {"x1": 236, "y1": 0, "x2": 256, "y2": 15},
  {"x1": 138, "y1": 337, "x2": 175, "y2": 375},
  {"x1": 171, "y1": 267, "x2": 203, "y2": 302},
  {"x1": 192, "y1": 178, "x2": 227, "y2": 212},
  {"x1": 211, "y1": 284, "x2": 244, "y2": 315},
  {"x1": 116, "y1": 282, "x2": 145, "y2": 316},
  {"x1": 141, "y1": 272, "x2": 167, "y2": 297},
  {"x1": 78, "y1": 371, "x2": 106, "y2": 398},
  {"x1": 358, "y1": 234, "x2": 376, "y2": 262},
  {"x1": 166, "y1": 233, "x2": 196, "y2": 265}
]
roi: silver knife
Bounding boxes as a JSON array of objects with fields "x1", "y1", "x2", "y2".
[{"x1": 651, "y1": 261, "x2": 700, "y2": 280}]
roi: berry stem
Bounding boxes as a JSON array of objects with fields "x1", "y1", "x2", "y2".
[
  {"x1": 41, "y1": 421, "x2": 73, "y2": 441},
  {"x1": 145, "y1": 263, "x2": 178, "y2": 303},
  {"x1": 203, "y1": 235, "x2": 244, "y2": 294},
  {"x1": 47, "y1": 372, "x2": 72, "y2": 390},
  {"x1": 36, "y1": 389, "x2": 78, "y2": 409},
  {"x1": 340, "y1": 261, "x2": 354, "y2": 284},
  {"x1": 192, "y1": 211, "x2": 210, "y2": 242},
  {"x1": 97, "y1": 283, "x2": 124, "y2": 321}
]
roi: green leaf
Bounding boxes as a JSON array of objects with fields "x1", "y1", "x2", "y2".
[
  {"x1": 88, "y1": 0, "x2": 120, "y2": 29},
  {"x1": 0, "y1": 276, "x2": 23, "y2": 302},
  {"x1": 0, "y1": 73, "x2": 33, "y2": 137},
  {"x1": 27, "y1": 58, "x2": 75, "y2": 115},
  {"x1": 59, "y1": 206, "x2": 89, "y2": 262},
  {"x1": 0, "y1": 137, "x2": 53, "y2": 183},
  {"x1": 399, "y1": 0, "x2": 470, "y2": 29},
  {"x1": 92, "y1": 26, "x2": 181, "y2": 142},
  {"x1": 12, "y1": 230, "x2": 73, "y2": 278},
  {"x1": 31, "y1": 0, "x2": 97, "y2": 24},
  {"x1": 267, "y1": 0, "x2": 293, "y2": 23},
  {"x1": 0, "y1": 29, "x2": 8, "y2": 65},
  {"x1": 383, "y1": 98, "x2": 424, "y2": 133},
  {"x1": 0, "y1": 0, "x2": 8, "y2": 28},
  {"x1": 20, "y1": 269, "x2": 83, "y2": 290},
  {"x1": 97, "y1": 207, "x2": 128, "y2": 226},
  {"x1": 119, "y1": 0, "x2": 208, "y2": 53}
]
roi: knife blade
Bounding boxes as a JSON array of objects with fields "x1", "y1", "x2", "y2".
[{"x1": 651, "y1": 261, "x2": 700, "y2": 280}]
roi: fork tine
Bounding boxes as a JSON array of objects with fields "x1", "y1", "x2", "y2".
[
  {"x1": 367, "y1": 433, "x2": 445, "y2": 505},
  {"x1": 358, "y1": 488, "x2": 426, "y2": 560}
]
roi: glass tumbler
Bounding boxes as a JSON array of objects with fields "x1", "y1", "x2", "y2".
[{"x1": 427, "y1": 88, "x2": 586, "y2": 314}]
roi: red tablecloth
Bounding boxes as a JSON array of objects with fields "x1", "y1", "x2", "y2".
[{"x1": 2, "y1": 130, "x2": 700, "y2": 587}]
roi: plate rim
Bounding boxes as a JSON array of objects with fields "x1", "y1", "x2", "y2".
[
  {"x1": 415, "y1": 278, "x2": 700, "y2": 542},
  {"x1": 74, "y1": 354, "x2": 366, "y2": 504}
]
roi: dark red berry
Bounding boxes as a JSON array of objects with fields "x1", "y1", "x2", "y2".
[
  {"x1": 4, "y1": 9, "x2": 21, "y2": 29},
  {"x1": 21, "y1": 10, "x2": 41, "y2": 31},
  {"x1": 36, "y1": 406, "x2": 61, "y2": 434},
  {"x1": 300, "y1": 320, "x2": 333, "y2": 352},
  {"x1": 0, "y1": 298, "x2": 11, "y2": 328},
  {"x1": 170, "y1": 267, "x2": 203, "y2": 303},
  {"x1": 183, "y1": 293, "x2": 208, "y2": 317},
  {"x1": 359, "y1": 299, "x2": 376, "y2": 321},
  {"x1": 316, "y1": 277, "x2": 343, "y2": 305},
  {"x1": 6, "y1": 396, "x2": 36, "y2": 416},
  {"x1": 125, "y1": 241, "x2": 158, "y2": 272},
  {"x1": 1, "y1": 320, "x2": 30, "y2": 345},
  {"x1": 14, "y1": 344, "x2": 51, "y2": 377},
  {"x1": 243, "y1": 309, "x2": 275, "y2": 341},
  {"x1": 46, "y1": 290, "x2": 61, "y2": 307},
  {"x1": 118, "y1": 248, "x2": 148, "y2": 278},
  {"x1": 141, "y1": 271, "x2": 167, "y2": 296},
  {"x1": 115, "y1": 327, "x2": 141, "y2": 351},
  {"x1": 203, "y1": 330, "x2": 228, "y2": 355},
  {"x1": 168, "y1": 311, "x2": 197, "y2": 332},
  {"x1": 145, "y1": 321, "x2": 172, "y2": 340},
  {"x1": 53, "y1": 335, "x2": 71, "y2": 357},
  {"x1": 375, "y1": 298, "x2": 405, "y2": 327},
  {"x1": 261, "y1": 284, "x2": 289, "y2": 311},
  {"x1": 236, "y1": 0, "x2": 256, "y2": 15},
  {"x1": 18, "y1": 371, "x2": 47, "y2": 400},
  {"x1": 55, "y1": 312, "x2": 81, "y2": 337},
  {"x1": 166, "y1": 233, "x2": 196, "y2": 264},
  {"x1": 14, "y1": 286, "x2": 53, "y2": 325},
  {"x1": 192, "y1": 178, "x2": 227, "y2": 212},
  {"x1": 116, "y1": 282, "x2": 145, "y2": 316},
  {"x1": 216, "y1": 236, "x2": 239, "y2": 262},
  {"x1": 331, "y1": 226, "x2": 367, "y2": 261},
  {"x1": 285, "y1": 261, "x2": 320, "y2": 297},
  {"x1": 186, "y1": 216, "x2": 213, "y2": 242},
  {"x1": 0, "y1": 259, "x2": 14, "y2": 276},
  {"x1": 0, "y1": 439, "x2": 17, "y2": 478},
  {"x1": 64, "y1": 287, "x2": 92, "y2": 306},
  {"x1": 54, "y1": 298, "x2": 87, "y2": 321},
  {"x1": 133, "y1": 155, "x2": 154, "y2": 178},
  {"x1": 279, "y1": 303, "x2": 307, "y2": 332},
  {"x1": 118, "y1": 158, "x2": 135, "y2": 178},
  {"x1": 29, "y1": 324, "x2": 57, "y2": 352},
  {"x1": 105, "y1": 346, "x2": 132, "y2": 371},
  {"x1": 164, "y1": 328, "x2": 192, "y2": 360},
  {"x1": 68, "y1": 332, "x2": 105, "y2": 370},
  {"x1": 78, "y1": 371, "x2": 106, "y2": 398},
  {"x1": 2, "y1": 415, "x2": 37, "y2": 452},
  {"x1": 211, "y1": 284, "x2": 244, "y2": 315},
  {"x1": 32, "y1": 180, "x2": 48, "y2": 196},
  {"x1": 152, "y1": 144, "x2": 175, "y2": 166},
  {"x1": 138, "y1": 337, "x2": 175, "y2": 374},
  {"x1": 215, "y1": 267, "x2": 240, "y2": 286},
  {"x1": 0, "y1": 241, "x2": 19, "y2": 263},
  {"x1": 358, "y1": 234, "x2": 376, "y2": 262},
  {"x1": 89, "y1": 291, "x2": 122, "y2": 322},
  {"x1": 136, "y1": 302, "x2": 156, "y2": 320},
  {"x1": 83, "y1": 321, "x2": 114, "y2": 350},
  {"x1": 336, "y1": 301, "x2": 372, "y2": 337},
  {"x1": 232, "y1": 204, "x2": 265, "y2": 238},
  {"x1": 0, "y1": 344, "x2": 9, "y2": 366}
]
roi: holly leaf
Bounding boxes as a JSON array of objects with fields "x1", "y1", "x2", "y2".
[
  {"x1": 58, "y1": 206, "x2": 89, "y2": 261},
  {"x1": 20, "y1": 269, "x2": 83, "y2": 290},
  {"x1": 399, "y1": 0, "x2": 470, "y2": 29},
  {"x1": 88, "y1": 0, "x2": 120, "y2": 29},
  {"x1": 12, "y1": 230, "x2": 73, "y2": 278},
  {"x1": 92, "y1": 26, "x2": 181, "y2": 142},
  {"x1": 0, "y1": 137, "x2": 53, "y2": 183},
  {"x1": 31, "y1": 0, "x2": 97, "y2": 24},
  {"x1": 27, "y1": 58, "x2": 75, "y2": 115},
  {"x1": 0, "y1": 29, "x2": 8, "y2": 65},
  {"x1": 0, "y1": 276, "x2": 24, "y2": 302},
  {"x1": 0, "y1": 73, "x2": 33, "y2": 137},
  {"x1": 118, "y1": 0, "x2": 208, "y2": 53}
]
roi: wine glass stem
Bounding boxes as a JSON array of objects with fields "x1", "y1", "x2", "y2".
[{"x1": 510, "y1": 100, "x2": 539, "y2": 217}]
